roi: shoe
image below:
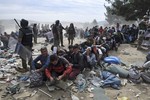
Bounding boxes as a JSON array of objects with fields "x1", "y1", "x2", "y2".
[
  {"x1": 61, "y1": 45, "x2": 65, "y2": 47},
  {"x1": 15, "y1": 67, "x2": 28, "y2": 73},
  {"x1": 21, "y1": 69, "x2": 29, "y2": 73}
]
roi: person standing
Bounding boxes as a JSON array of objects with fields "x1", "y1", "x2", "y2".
[
  {"x1": 58, "y1": 23, "x2": 65, "y2": 47},
  {"x1": 67, "y1": 23, "x2": 75, "y2": 45},
  {"x1": 137, "y1": 15, "x2": 149, "y2": 49},
  {"x1": 18, "y1": 19, "x2": 33, "y2": 72},
  {"x1": 52, "y1": 20, "x2": 60, "y2": 47},
  {"x1": 33, "y1": 24, "x2": 38, "y2": 44}
]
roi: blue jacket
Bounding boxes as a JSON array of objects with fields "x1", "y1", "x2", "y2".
[{"x1": 32, "y1": 54, "x2": 50, "y2": 70}]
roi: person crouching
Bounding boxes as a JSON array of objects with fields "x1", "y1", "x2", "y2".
[{"x1": 45, "y1": 54, "x2": 72, "y2": 85}]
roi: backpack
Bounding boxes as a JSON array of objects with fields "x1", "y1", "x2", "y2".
[
  {"x1": 128, "y1": 67, "x2": 142, "y2": 84},
  {"x1": 141, "y1": 72, "x2": 150, "y2": 83},
  {"x1": 29, "y1": 71, "x2": 43, "y2": 88},
  {"x1": 146, "y1": 52, "x2": 150, "y2": 62}
]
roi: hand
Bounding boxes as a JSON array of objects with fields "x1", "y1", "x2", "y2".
[
  {"x1": 69, "y1": 63, "x2": 73, "y2": 66},
  {"x1": 50, "y1": 77, "x2": 54, "y2": 82},
  {"x1": 57, "y1": 75, "x2": 64, "y2": 80},
  {"x1": 35, "y1": 69, "x2": 40, "y2": 72}
]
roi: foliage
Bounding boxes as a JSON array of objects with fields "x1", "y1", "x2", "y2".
[{"x1": 105, "y1": 0, "x2": 150, "y2": 24}]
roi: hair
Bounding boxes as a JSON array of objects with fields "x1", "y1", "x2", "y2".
[
  {"x1": 73, "y1": 44, "x2": 79, "y2": 49},
  {"x1": 91, "y1": 45, "x2": 97, "y2": 53},
  {"x1": 70, "y1": 23, "x2": 74, "y2": 28},
  {"x1": 86, "y1": 47, "x2": 91, "y2": 51},
  {"x1": 55, "y1": 20, "x2": 60, "y2": 25},
  {"x1": 68, "y1": 45, "x2": 73, "y2": 49},
  {"x1": 20, "y1": 19, "x2": 28, "y2": 28},
  {"x1": 51, "y1": 45, "x2": 54, "y2": 51},
  {"x1": 40, "y1": 47, "x2": 47, "y2": 51},
  {"x1": 50, "y1": 54, "x2": 58, "y2": 62},
  {"x1": 33, "y1": 24, "x2": 37, "y2": 27}
]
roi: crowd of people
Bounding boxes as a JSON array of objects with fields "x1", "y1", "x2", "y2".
[{"x1": 0, "y1": 17, "x2": 150, "y2": 89}]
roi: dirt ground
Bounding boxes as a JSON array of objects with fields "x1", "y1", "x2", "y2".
[
  {"x1": 0, "y1": 37, "x2": 150, "y2": 100},
  {"x1": 106, "y1": 44, "x2": 150, "y2": 100}
]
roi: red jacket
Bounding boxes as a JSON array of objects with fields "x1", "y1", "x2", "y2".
[
  {"x1": 45, "y1": 57, "x2": 72, "y2": 79},
  {"x1": 99, "y1": 28, "x2": 104, "y2": 33}
]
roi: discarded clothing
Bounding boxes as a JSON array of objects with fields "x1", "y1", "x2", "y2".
[
  {"x1": 104, "y1": 56, "x2": 121, "y2": 64},
  {"x1": 101, "y1": 71, "x2": 121, "y2": 89},
  {"x1": 128, "y1": 67, "x2": 141, "y2": 84},
  {"x1": 105, "y1": 65, "x2": 129, "y2": 78}
]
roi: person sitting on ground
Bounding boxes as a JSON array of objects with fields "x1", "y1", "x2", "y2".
[
  {"x1": 63, "y1": 45, "x2": 74, "y2": 62},
  {"x1": 51, "y1": 45, "x2": 67, "y2": 56},
  {"x1": 136, "y1": 52, "x2": 150, "y2": 72},
  {"x1": 91, "y1": 45, "x2": 103, "y2": 65},
  {"x1": 32, "y1": 47, "x2": 50, "y2": 80},
  {"x1": 83, "y1": 47, "x2": 97, "y2": 70},
  {"x1": 0, "y1": 32, "x2": 9, "y2": 50},
  {"x1": 45, "y1": 54, "x2": 72, "y2": 83},
  {"x1": 80, "y1": 38, "x2": 94, "y2": 53},
  {"x1": 145, "y1": 52, "x2": 150, "y2": 63},
  {"x1": 10, "y1": 31, "x2": 18, "y2": 40},
  {"x1": 69, "y1": 44, "x2": 84, "y2": 80},
  {"x1": 45, "y1": 30, "x2": 53, "y2": 43}
]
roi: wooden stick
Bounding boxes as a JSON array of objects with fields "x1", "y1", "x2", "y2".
[{"x1": 38, "y1": 88, "x2": 52, "y2": 98}]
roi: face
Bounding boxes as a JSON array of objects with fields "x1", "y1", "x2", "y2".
[
  {"x1": 41, "y1": 49, "x2": 48, "y2": 56},
  {"x1": 51, "y1": 59, "x2": 58, "y2": 65},
  {"x1": 93, "y1": 47, "x2": 97, "y2": 52},
  {"x1": 86, "y1": 48, "x2": 91, "y2": 54},
  {"x1": 73, "y1": 48, "x2": 79, "y2": 53},
  {"x1": 69, "y1": 48, "x2": 73, "y2": 52}
]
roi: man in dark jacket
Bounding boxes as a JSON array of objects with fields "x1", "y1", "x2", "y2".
[
  {"x1": 18, "y1": 19, "x2": 33, "y2": 72},
  {"x1": 63, "y1": 45, "x2": 74, "y2": 62},
  {"x1": 58, "y1": 23, "x2": 65, "y2": 47},
  {"x1": 67, "y1": 23, "x2": 75, "y2": 45},
  {"x1": 33, "y1": 24, "x2": 38, "y2": 44},
  {"x1": 69, "y1": 44, "x2": 84, "y2": 80},
  {"x1": 52, "y1": 20, "x2": 60, "y2": 47}
]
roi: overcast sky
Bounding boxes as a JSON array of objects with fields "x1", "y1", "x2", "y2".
[{"x1": 0, "y1": 0, "x2": 108, "y2": 22}]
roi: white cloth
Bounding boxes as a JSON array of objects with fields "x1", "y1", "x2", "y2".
[
  {"x1": 53, "y1": 47, "x2": 57, "y2": 54},
  {"x1": 45, "y1": 31, "x2": 53, "y2": 40},
  {"x1": 98, "y1": 48, "x2": 103, "y2": 55},
  {"x1": 143, "y1": 61, "x2": 150, "y2": 69}
]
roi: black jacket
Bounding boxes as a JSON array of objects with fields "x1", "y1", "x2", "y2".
[{"x1": 19, "y1": 27, "x2": 33, "y2": 47}]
